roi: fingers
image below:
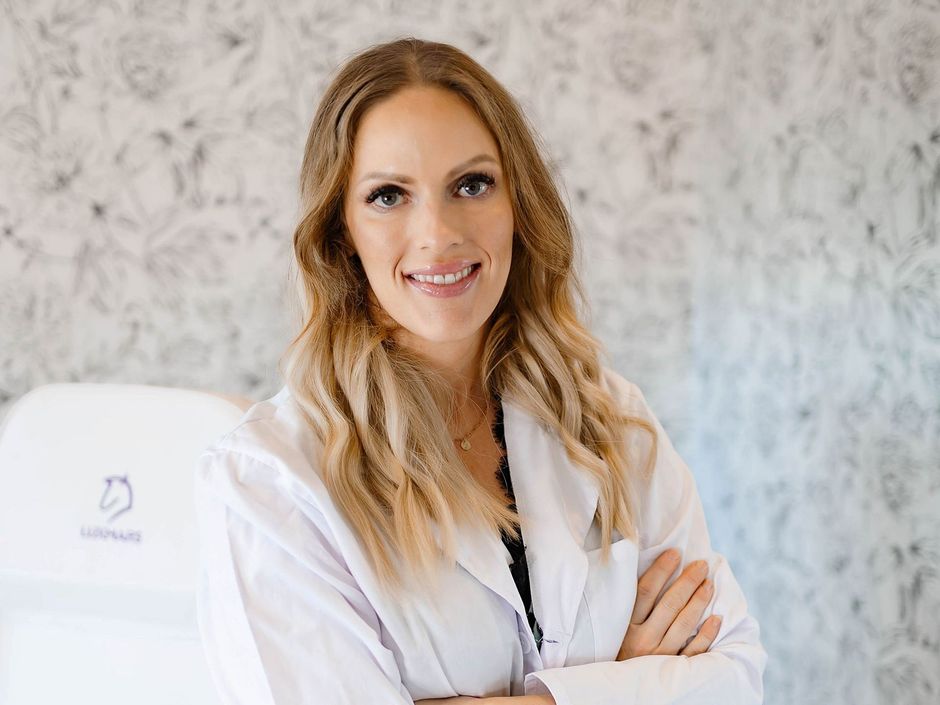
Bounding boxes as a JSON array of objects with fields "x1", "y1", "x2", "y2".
[
  {"x1": 641, "y1": 559, "x2": 709, "y2": 638},
  {"x1": 680, "y1": 615, "x2": 723, "y2": 656},
  {"x1": 657, "y1": 577, "x2": 713, "y2": 654},
  {"x1": 620, "y1": 551, "x2": 723, "y2": 662},
  {"x1": 631, "y1": 548, "x2": 681, "y2": 625}
]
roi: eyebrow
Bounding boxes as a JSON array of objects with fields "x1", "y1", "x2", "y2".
[{"x1": 357, "y1": 153, "x2": 499, "y2": 185}]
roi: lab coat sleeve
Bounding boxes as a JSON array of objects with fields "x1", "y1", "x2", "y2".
[
  {"x1": 523, "y1": 378, "x2": 767, "y2": 705},
  {"x1": 194, "y1": 448, "x2": 415, "y2": 705}
]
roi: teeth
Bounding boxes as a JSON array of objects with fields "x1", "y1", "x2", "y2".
[{"x1": 410, "y1": 265, "x2": 474, "y2": 284}]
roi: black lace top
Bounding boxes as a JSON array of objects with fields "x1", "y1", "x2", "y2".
[{"x1": 492, "y1": 397, "x2": 544, "y2": 650}]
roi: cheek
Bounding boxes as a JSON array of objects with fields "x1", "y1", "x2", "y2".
[
  {"x1": 348, "y1": 220, "x2": 401, "y2": 276},
  {"x1": 484, "y1": 211, "x2": 514, "y2": 264}
]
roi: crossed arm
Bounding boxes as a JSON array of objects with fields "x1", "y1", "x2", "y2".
[{"x1": 416, "y1": 547, "x2": 721, "y2": 705}]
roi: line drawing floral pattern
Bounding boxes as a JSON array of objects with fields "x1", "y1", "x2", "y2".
[{"x1": 0, "y1": 2, "x2": 937, "y2": 703}]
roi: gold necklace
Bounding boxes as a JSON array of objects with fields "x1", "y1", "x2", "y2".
[{"x1": 452, "y1": 399, "x2": 489, "y2": 451}]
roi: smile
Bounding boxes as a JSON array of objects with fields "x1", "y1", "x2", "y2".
[
  {"x1": 405, "y1": 263, "x2": 481, "y2": 298},
  {"x1": 409, "y1": 265, "x2": 476, "y2": 284}
]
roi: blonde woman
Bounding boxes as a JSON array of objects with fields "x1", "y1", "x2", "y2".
[{"x1": 194, "y1": 38, "x2": 766, "y2": 705}]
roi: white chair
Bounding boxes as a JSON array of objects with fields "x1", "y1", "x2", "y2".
[{"x1": 0, "y1": 383, "x2": 254, "y2": 705}]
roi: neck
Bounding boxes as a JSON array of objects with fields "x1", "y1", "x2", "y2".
[{"x1": 393, "y1": 326, "x2": 488, "y2": 411}]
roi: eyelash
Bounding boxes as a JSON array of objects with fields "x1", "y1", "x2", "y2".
[{"x1": 364, "y1": 171, "x2": 496, "y2": 208}]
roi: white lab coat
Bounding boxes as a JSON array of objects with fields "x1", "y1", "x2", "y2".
[{"x1": 194, "y1": 368, "x2": 766, "y2": 704}]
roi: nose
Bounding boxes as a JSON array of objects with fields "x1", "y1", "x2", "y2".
[{"x1": 412, "y1": 198, "x2": 464, "y2": 252}]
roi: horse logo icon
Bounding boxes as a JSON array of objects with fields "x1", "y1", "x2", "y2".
[{"x1": 99, "y1": 474, "x2": 133, "y2": 523}]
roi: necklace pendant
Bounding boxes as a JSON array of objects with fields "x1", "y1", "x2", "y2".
[{"x1": 460, "y1": 438, "x2": 472, "y2": 451}]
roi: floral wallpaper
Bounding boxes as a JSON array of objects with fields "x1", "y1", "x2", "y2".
[
  {"x1": 1, "y1": 1, "x2": 937, "y2": 703},
  {"x1": 692, "y1": 2, "x2": 940, "y2": 703}
]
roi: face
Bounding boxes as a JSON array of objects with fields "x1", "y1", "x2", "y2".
[{"x1": 342, "y1": 85, "x2": 514, "y2": 356}]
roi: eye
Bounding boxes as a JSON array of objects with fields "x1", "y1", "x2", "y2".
[
  {"x1": 456, "y1": 172, "x2": 496, "y2": 198},
  {"x1": 365, "y1": 185, "x2": 405, "y2": 209},
  {"x1": 364, "y1": 171, "x2": 496, "y2": 211}
]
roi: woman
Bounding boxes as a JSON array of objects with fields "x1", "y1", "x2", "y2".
[{"x1": 194, "y1": 38, "x2": 766, "y2": 705}]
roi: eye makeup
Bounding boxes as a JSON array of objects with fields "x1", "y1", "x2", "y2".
[{"x1": 364, "y1": 171, "x2": 497, "y2": 208}]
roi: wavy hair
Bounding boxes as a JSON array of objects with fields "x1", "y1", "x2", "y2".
[{"x1": 280, "y1": 37, "x2": 657, "y2": 595}]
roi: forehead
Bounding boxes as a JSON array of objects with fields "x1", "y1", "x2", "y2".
[{"x1": 349, "y1": 85, "x2": 500, "y2": 176}]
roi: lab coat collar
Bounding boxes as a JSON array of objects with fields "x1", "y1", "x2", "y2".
[{"x1": 447, "y1": 394, "x2": 598, "y2": 667}]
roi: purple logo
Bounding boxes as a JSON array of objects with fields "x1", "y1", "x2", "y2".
[
  {"x1": 79, "y1": 474, "x2": 142, "y2": 543},
  {"x1": 99, "y1": 474, "x2": 133, "y2": 523}
]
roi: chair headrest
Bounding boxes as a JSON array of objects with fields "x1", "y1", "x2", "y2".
[{"x1": 0, "y1": 384, "x2": 252, "y2": 619}]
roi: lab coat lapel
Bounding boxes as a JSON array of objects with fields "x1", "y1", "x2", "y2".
[
  {"x1": 442, "y1": 396, "x2": 600, "y2": 668},
  {"x1": 439, "y1": 395, "x2": 530, "y2": 622},
  {"x1": 448, "y1": 508, "x2": 528, "y2": 621},
  {"x1": 501, "y1": 396, "x2": 599, "y2": 667}
]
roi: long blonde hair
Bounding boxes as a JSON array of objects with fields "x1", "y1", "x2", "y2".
[{"x1": 280, "y1": 37, "x2": 657, "y2": 595}]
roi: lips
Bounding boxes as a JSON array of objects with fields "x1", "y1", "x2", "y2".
[
  {"x1": 403, "y1": 259, "x2": 480, "y2": 277},
  {"x1": 405, "y1": 263, "x2": 481, "y2": 298}
]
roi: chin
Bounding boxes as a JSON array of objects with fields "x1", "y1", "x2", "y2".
[
  {"x1": 396, "y1": 315, "x2": 488, "y2": 347},
  {"x1": 410, "y1": 325, "x2": 482, "y2": 345}
]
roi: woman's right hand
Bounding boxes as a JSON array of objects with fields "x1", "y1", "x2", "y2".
[{"x1": 617, "y1": 549, "x2": 722, "y2": 660}]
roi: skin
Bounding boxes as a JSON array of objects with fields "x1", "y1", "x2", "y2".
[
  {"x1": 341, "y1": 85, "x2": 718, "y2": 705},
  {"x1": 620, "y1": 550, "x2": 723, "y2": 659},
  {"x1": 343, "y1": 84, "x2": 513, "y2": 425}
]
